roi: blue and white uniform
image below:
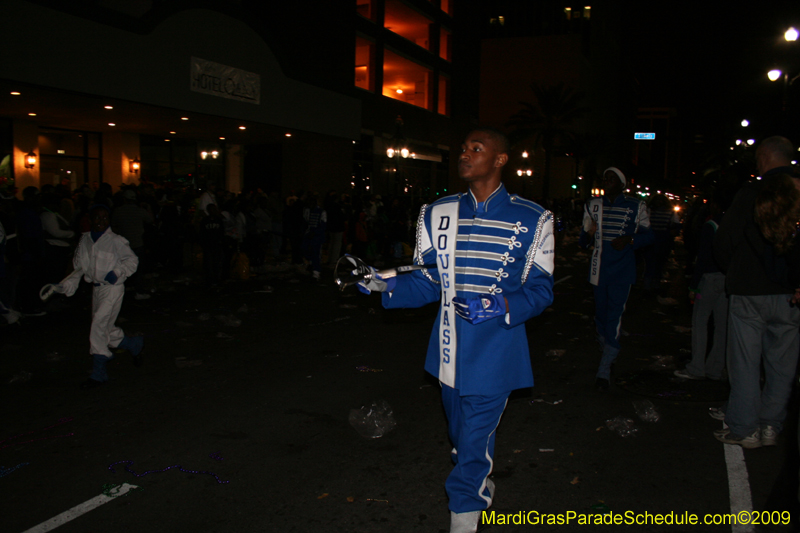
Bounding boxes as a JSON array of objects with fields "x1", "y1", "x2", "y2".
[
  {"x1": 383, "y1": 184, "x2": 554, "y2": 513},
  {"x1": 580, "y1": 193, "x2": 653, "y2": 379}
]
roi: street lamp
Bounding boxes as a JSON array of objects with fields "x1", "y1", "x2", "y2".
[
  {"x1": 768, "y1": 68, "x2": 800, "y2": 112},
  {"x1": 786, "y1": 27, "x2": 798, "y2": 42}
]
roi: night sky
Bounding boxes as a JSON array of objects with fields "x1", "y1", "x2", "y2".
[{"x1": 623, "y1": 1, "x2": 800, "y2": 141}]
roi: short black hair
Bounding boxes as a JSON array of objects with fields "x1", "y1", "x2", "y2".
[{"x1": 469, "y1": 126, "x2": 510, "y2": 154}]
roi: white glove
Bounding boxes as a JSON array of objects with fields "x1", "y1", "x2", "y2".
[
  {"x1": 357, "y1": 267, "x2": 397, "y2": 294},
  {"x1": 39, "y1": 284, "x2": 65, "y2": 302}
]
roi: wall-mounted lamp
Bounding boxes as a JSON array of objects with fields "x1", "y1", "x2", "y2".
[
  {"x1": 129, "y1": 158, "x2": 140, "y2": 173},
  {"x1": 25, "y1": 151, "x2": 37, "y2": 169},
  {"x1": 386, "y1": 116, "x2": 409, "y2": 159}
]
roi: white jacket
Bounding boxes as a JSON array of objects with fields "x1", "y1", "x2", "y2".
[{"x1": 60, "y1": 228, "x2": 139, "y2": 297}]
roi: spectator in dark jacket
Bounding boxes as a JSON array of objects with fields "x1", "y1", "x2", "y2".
[{"x1": 713, "y1": 136, "x2": 800, "y2": 449}]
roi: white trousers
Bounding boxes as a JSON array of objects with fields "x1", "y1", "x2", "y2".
[{"x1": 90, "y1": 284, "x2": 125, "y2": 357}]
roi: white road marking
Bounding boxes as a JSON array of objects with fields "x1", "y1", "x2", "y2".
[
  {"x1": 722, "y1": 425, "x2": 755, "y2": 533},
  {"x1": 22, "y1": 483, "x2": 139, "y2": 533}
]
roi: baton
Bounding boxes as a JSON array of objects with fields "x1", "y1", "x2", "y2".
[
  {"x1": 39, "y1": 270, "x2": 77, "y2": 301},
  {"x1": 334, "y1": 254, "x2": 435, "y2": 291}
]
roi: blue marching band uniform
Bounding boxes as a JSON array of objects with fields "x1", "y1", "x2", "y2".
[
  {"x1": 382, "y1": 184, "x2": 554, "y2": 516},
  {"x1": 579, "y1": 191, "x2": 653, "y2": 380}
]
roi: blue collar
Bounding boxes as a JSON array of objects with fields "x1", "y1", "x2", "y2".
[{"x1": 467, "y1": 183, "x2": 506, "y2": 211}]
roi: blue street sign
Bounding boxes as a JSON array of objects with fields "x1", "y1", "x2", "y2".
[{"x1": 634, "y1": 132, "x2": 656, "y2": 140}]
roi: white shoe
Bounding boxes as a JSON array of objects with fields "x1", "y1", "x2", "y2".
[
  {"x1": 4, "y1": 309, "x2": 21, "y2": 324},
  {"x1": 674, "y1": 369, "x2": 704, "y2": 380},
  {"x1": 762, "y1": 426, "x2": 778, "y2": 446},
  {"x1": 450, "y1": 510, "x2": 481, "y2": 533}
]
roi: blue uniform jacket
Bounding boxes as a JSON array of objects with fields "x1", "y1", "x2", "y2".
[
  {"x1": 579, "y1": 194, "x2": 653, "y2": 285},
  {"x1": 382, "y1": 185, "x2": 555, "y2": 396}
]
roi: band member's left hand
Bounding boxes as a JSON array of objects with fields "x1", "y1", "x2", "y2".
[
  {"x1": 611, "y1": 235, "x2": 634, "y2": 251},
  {"x1": 453, "y1": 293, "x2": 506, "y2": 324}
]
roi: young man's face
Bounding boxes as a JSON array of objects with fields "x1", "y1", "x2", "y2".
[
  {"x1": 602, "y1": 171, "x2": 623, "y2": 198},
  {"x1": 90, "y1": 208, "x2": 110, "y2": 233},
  {"x1": 458, "y1": 131, "x2": 506, "y2": 183}
]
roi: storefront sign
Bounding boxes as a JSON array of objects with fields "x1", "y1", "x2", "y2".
[
  {"x1": 634, "y1": 132, "x2": 656, "y2": 140},
  {"x1": 191, "y1": 57, "x2": 260, "y2": 104}
]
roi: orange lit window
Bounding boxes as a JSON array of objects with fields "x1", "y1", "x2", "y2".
[
  {"x1": 439, "y1": 27, "x2": 451, "y2": 61},
  {"x1": 438, "y1": 76, "x2": 450, "y2": 116},
  {"x1": 355, "y1": 36, "x2": 375, "y2": 91},
  {"x1": 441, "y1": 0, "x2": 453, "y2": 16},
  {"x1": 384, "y1": 0, "x2": 433, "y2": 51},
  {"x1": 383, "y1": 49, "x2": 432, "y2": 111},
  {"x1": 357, "y1": 0, "x2": 375, "y2": 21}
]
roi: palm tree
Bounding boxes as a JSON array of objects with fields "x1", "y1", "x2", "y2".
[{"x1": 507, "y1": 83, "x2": 588, "y2": 200}]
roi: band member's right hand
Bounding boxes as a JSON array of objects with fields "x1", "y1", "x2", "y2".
[{"x1": 357, "y1": 267, "x2": 396, "y2": 294}]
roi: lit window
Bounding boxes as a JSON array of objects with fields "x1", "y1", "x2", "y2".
[
  {"x1": 438, "y1": 75, "x2": 450, "y2": 116},
  {"x1": 355, "y1": 36, "x2": 375, "y2": 91},
  {"x1": 583, "y1": 6, "x2": 591, "y2": 19},
  {"x1": 385, "y1": 0, "x2": 433, "y2": 51},
  {"x1": 498, "y1": 15, "x2": 505, "y2": 25},
  {"x1": 383, "y1": 49, "x2": 432, "y2": 111},
  {"x1": 564, "y1": 7, "x2": 571, "y2": 18},
  {"x1": 356, "y1": 0, "x2": 375, "y2": 21},
  {"x1": 441, "y1": 0, "x2": 453, "y2": 16},
  {"x1": 440, "y1": 27, "x2": 451, "y2": 61}
]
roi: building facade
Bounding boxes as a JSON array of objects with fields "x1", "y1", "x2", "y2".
[{"x1": 0, "y1": 0, "x2": 475, "y2": 200}]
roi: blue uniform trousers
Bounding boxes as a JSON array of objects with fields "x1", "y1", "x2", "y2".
[
  {"x1": 441, "y1": 384, "x2": 508, "y2": 513},
  {"x1": 594, "y1": 281, "x2": 631, "y2": 379}
]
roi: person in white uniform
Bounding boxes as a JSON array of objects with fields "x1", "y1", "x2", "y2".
[{"x1": 49, "y1": 204, "x2": 144, "y2": 389}]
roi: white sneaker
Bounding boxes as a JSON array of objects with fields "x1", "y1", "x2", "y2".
[
  {"x1": 450, "y1": 510, "x2": 480, "y2": 533},
  {"x1": 674, "y1": 369, "x2": 704, "y2": 380},
  {"x1": 708, "y1": 407, "x2": 725, "y2": 420},
  {"x1": 761, "y1": 426, "x2": 778, "y2": 446},
  {"x1": 4, "y1": 309, "x2": 21, "y2": 324},
  {"x1": 714, "y1": 428, "x2": 762, "y2": 449}
]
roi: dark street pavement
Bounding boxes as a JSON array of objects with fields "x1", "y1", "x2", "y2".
[{"x1": 1, "y1": 233, "x2": 798, "y2": 532}]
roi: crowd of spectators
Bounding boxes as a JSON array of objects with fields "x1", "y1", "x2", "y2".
[{"x1": 0, "y1": 180, "x2": 434, "y2": 322}]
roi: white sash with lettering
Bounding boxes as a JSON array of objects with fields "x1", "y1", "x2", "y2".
[
  {"x1": 586, "y1": 197, "x2": 603, "y2": 286},
  {"x1": 431, "y1": 200, "x2": 460, "y2": 388}
]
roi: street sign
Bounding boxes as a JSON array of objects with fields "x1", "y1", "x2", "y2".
[{"x1": 634, "y1": 132, "x2": 656, "y2": 140}]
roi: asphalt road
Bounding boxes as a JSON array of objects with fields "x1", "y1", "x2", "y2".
[{"x1": 1, "y1": 233, "x2": 797, "y2": 533}]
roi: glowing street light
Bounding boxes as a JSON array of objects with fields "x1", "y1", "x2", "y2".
[
  {"x1": 741, "y1": 119, "x2": 749, "y2": 127},
  {"x1": 786, "y1": 27, "x2": 799, "y2": 41},
  {"x1": 768, "y1": 69, "x2": 783, "y2": 81}
]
